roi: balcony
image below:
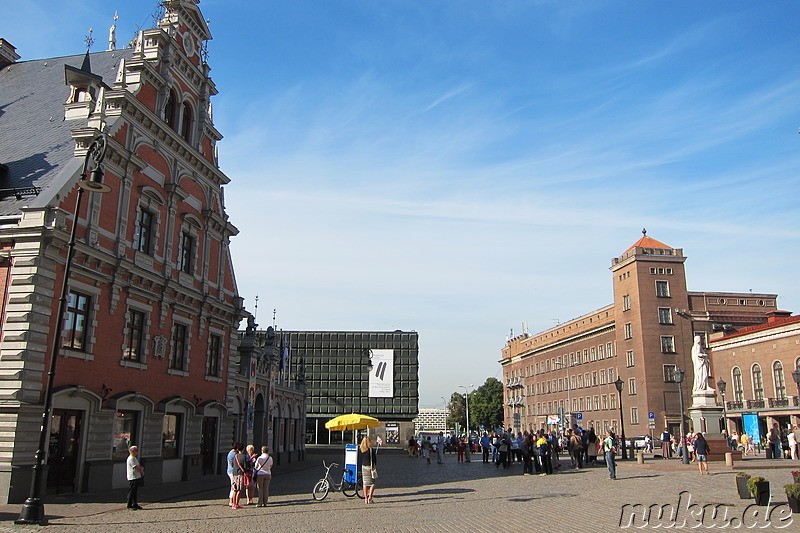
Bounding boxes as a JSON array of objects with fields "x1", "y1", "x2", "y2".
[
  {"x1": 505, "y1": 377, "x2": 524, "y2": 389},
  {"x1": 726, "y1": 401, "x2": 743, "y2": 410},
  {"x1": 505, "y1": 395, "x2": 525, "y2": 407},
  {"x1": 745, "y1": 399, "x2": 765, "y2": 409},
  {"x1": 767, "y1": 397, "x2": 790, "y2": 408}
]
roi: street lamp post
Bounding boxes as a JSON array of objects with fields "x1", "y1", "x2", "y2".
[
  {"x1": 674, "y1": 366, "x2": 690, "y2": 464},
  {"x1": 17, "y1": 133, "x2": 111, "y2": 525},
  {"x1": 555, "y1": 361, "x2": 572, "y2": 431},
  {"x1": 614, "y1": 377, "x2": 628, "y2": 460},
  {"x1": 717, "y1": 378, "x2": 728, "y2": 437},
  {"x1": 460, "y1": 385, "x2": 473, "y2": 436},
  {"x1": 792, "y1": 368, "x2": 800, "y2": 400}
]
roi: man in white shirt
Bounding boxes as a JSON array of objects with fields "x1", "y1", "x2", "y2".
[{"x1": 126, "y1": 446, "x2": 144, "y2": 510}]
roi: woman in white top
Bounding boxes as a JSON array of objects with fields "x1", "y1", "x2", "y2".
[{"x1": 254, "y1": 446, "x2": 273, "y2": 507}]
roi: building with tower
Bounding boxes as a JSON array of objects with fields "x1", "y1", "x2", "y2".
[
  {"x1": 0, "y1": 1, "x2": 243, "y2": 503},
  {"x1": 500, "y1": 232, "x2": 778, "y2": 442}
]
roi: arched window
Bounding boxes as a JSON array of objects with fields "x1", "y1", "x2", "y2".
[
  {"x1": 751, "y1": 364, "x2": 764, "y2": 401},
  {"x1": 180, "y1": 101, "x2": 192, "y2": 142},
  {"x1": 164, "y1": 89, "x2": 177, "y2": 129},
  {"x1": 732, "y1": 367, "x2": 744, "y2": 402},
  {"x1": 773, "y1": 361, "x2": 786, "y2": 400}
]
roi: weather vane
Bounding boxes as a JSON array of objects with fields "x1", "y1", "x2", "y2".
[{"x1": 84, "y1": 28, "x2": 95, "y2": 51}]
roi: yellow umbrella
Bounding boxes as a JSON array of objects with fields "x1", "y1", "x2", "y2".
[{"x1": 325, "y1": 413, "x2": 381, "y2": 431}]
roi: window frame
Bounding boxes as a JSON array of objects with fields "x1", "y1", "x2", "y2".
[
  {"x1": 660, "y1": 336, "x2": 676, "y2": 354},
  {"x1": 658, "y1": 307, "x2": 673, "y2": 325},
  {"x1": 169, "y1": 322, "x2": 189, "y2": 373},
  {"x1": 136, "y1": 208, "x2": 155, "y2": 255},
  {"x1": 113, "y1": 410, "x2": 139, "y2": 462},
  {"x1": 161, "y1": 413, "x2": 182, "y2": 459},
  {"x1": 123, "y1": 308, "x2": 146, "y2": 362},
  {"x1": 63, "y1": 291, "x2": 91, "y2": 351},
  {"x1": 656, "y1": 280, "x2": 670, "y2": 298}
]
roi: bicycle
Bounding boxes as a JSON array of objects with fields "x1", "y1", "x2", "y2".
[{"x1": 312, "y1": 461, "x2": 363, "y2": 500}]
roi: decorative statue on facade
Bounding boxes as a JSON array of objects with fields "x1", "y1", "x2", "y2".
[{"x1": 691, "y1": 335, "x2": 713, "y2": 392}]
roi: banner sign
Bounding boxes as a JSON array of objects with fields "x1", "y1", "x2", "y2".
[{"x1": 368, "y1": 349, "x2": 394, "y2": 398}]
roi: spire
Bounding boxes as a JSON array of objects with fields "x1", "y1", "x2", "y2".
[{"x1": 80, "y1": 28, "x2": 94, "y2": 73}]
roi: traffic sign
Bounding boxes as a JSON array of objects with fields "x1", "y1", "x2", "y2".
[
  {"x1": 648, "y1": 421, "x2": 656, "y2": 429},
  {"x1": 648, "y1": 412, "x2": 655, "y2": 419},
  {"x1": 576, "y1": 413, "x2": 583, "y2": 420}
]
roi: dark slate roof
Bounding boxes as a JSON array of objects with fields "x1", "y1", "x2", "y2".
[{"x1": 0, "y1": 48, "x2": 134, "y2": 217}]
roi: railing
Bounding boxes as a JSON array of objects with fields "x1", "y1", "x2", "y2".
[
  {"x1": 745, "y1": 399, "x2": 765, "y2": 409},
  {"x1": 767, "y1": 397, "x2": 790, "y2": 408},
  {"x1": 505, "y1": 377, "x2": 524, "y2": 389},
  {"x1": 726, "y1": 401, "x2": 743, "y2": 410}
]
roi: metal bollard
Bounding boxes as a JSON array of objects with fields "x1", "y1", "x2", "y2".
[
  {"x1": 637, "y1": 450, "x2": 644, "y2": 464},
  {"x1": 725, "y1": 452, "x2": 734, "y2": 467}
]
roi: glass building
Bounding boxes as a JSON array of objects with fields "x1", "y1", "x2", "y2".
[{"x1": 283, "y1": 330, "x2": 419, "y2": 445}]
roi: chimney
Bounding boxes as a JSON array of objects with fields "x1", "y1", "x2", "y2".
[{"x1": 0, "y1": 39, "x2": 21, "y2": 69}]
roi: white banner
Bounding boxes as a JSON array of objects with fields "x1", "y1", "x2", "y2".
[{"x1": 368, "y1": 349, "x2": 394, "y2": 398}]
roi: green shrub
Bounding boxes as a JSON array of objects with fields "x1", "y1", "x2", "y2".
[
  {"x1": 785, "y1": 483, "x2": 800, "y2": 500},
  {"x1": 747, "y1": 476, "x2": 767, "y2": 495},
  {"x1": 735, "y1": 472, "x2": 750, "y2": 479}
]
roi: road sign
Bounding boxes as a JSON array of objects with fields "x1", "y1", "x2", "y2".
[
  {"x1": 648, "y1": 412, "x2": 655, "y2": 419},
  {"x1": 648, "y1": 421, "x2": 656, "y2": 429},
  {"x1": 576, "y1": 413, "x2": 583, "y2": 420}
]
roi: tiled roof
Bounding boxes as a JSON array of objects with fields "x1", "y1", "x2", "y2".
[
  {"x1": 0, "y1": 49, "x2": 133, "y2": 217},
  {"x1": 716, "y1": 313, "x2": 800, "y2": 341},
  {"x1": 624, "y1": 234, "x2": 671, "y2": 253}
]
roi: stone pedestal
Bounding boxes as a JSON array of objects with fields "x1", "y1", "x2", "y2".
[{"x1": 688, "y1": 393, "x2": 741, "y2": 462}]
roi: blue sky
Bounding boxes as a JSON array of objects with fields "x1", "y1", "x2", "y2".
[{"x1": 5, "y1": 1, "x2": 800, "y2": 408}]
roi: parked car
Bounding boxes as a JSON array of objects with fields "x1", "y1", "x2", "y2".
[{"x1": 627, "y1": 436, "x2": 648, "y2": 449}]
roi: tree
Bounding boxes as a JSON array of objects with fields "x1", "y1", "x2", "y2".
[
  {"x1": 446, "y1": 392, "x2": 465, "y2": 429},
  {"x1": 470, "y1": 377, "x2": 504, "y2": 431}
]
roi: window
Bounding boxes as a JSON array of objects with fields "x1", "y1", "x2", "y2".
[
  {"x1": 598, "y1": 344, "x2": 605, "y2": 360},
  {"x1": 622, "y1": 295, "x2": 631, "y2": 311},
  {"x1": 180, "y1": 101, "x2": 192, "y2": 142},
  {"x1": 592, "y1": 371, "x2": 598, "y2": 386},
  {"x1": 124, "y1": 309, "x2": 145, "y2": 361},
  {"x1": 600, "y1": 370, "x2": 607, "y2": 384},
  {"x1": 608, "y1": 368, "x2": 615, "y2": 382},
  {"x1": 579, "y1": 398, "x2": 585, "y2": 411},
  {"x1": 178, "y1": 232, "x2": 194, "y2": 274},
  {"x1": 628, "y1": 378, "x2": 637, "y2": 395},
  {"x1": 631, "y1": 407, "x2": 639, "y2": 424},
  {"x1": 732, "y1": 367, "x2": 744, "y2": 402},
  {"x1": 607, "y1": 343, "x2": 613, "y2": 357},
  {"x1": 591, "y1": 347, "x2": 597, "y2": 361},
  {"x1": 64, "y1": 291, "x2": 91, "y2": 351},
  {"x1": 136, "y1": 208, "x2": 155, "y2": 254},
  {"x1": 165, "y1": 89, "x2": 178, "y2": 130},
  {"x1": 658, "y1": 307, "x2": 673, "y2": 325},
  {"x1": 208, "y1": 334, "x2": 222, "y2": 378},
  {"x1": 610, "y1": 394, "x2": 617, "y2": 409},
  {"x1": 161, "y1": 414, "x2": 181, "y2": 458},
  {"x1": 660, "y1": 336, "x2": 675, "y2": 353},
  {"x1": 602, "y1": 395, "x2": 608, "y2": 410},
  {"x1": 773, "y1": 361, "x2": 786, "y2": 400},
  {"x1": 578, "y1": 375, "x2": 584, "y2": 388},
  {"x1": 594, "y1": 396, "x2": 600, "y2": 410},
  {"x1": 170, "y1": 323, "x2": 188, "y2": 371},
  {"x1": 624, "y1": 323, "x2": 632, "y2": 339},
  {"x1": 112, "y1": 410, "x2": 138, "y2": 461},
  {"x1": 656, "y1": 280, "x2": 670, "y2": 298},
  {"x1": 752, "y1": 364, "x2": 764, "y2": 401},
  {"x1": 663, "y1": 364, "x2": 677, "y2": 383}
]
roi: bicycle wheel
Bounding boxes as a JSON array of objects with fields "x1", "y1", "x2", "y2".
[
  {"x1": 355, "y1": 478, "x2": 364, "y2": 499},
  {"x1": 312, "y1": 479, "x2": 330, "y2": 500},
  {"x1": 342, "y1": 479, "x2": 357, "y2": 497}
]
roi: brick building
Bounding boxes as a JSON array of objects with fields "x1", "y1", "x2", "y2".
[
  {"x1": 0, "y1": 1, "x2": 243, "y2": 503},
  {"x1": 709, "y1": 311, "x2": 800, "y2": 442},
  {"x1": 500, "y1": 232, "x2": 778, "y2": 441}
]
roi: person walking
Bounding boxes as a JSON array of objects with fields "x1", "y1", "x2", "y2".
[
  {"x1": 768, "y1": 423, "x2": 781, "y2": 459},
  {"x1": 421, "y1": 436, "x2": 432, "y2": 464},
  {"x1": 226, "y1": 442, "x2": 240, "y2": 507},
  {"x1": 231, "y1": 444, "x2": 251, "y2": 510},
  {"x1": 480, "y1": 432, "x2": 490, "y2": 463},
  {"x1": 520, "y1": 432, "x2": 534, "y2": 475},
  {"x1": 603, "y1": 430, "x2": 618, "y2": 480},
  {"x1": 253, "y1": 445, "x2": 273, "y2": 507},
  {"x1": 436, "y1": 432, "x2": 445, "y2": 464},
  {"x1": 569, "y1": 429, "x2": 584, "y2": 469},
  {"x1": 463, "y1": 436, "x2": 472, "y2": 462},
  {"x1": 245, "y1": 444, "x2": 258, "y2": 505},
  {"x1": 791, "y1": 426, "x2": 800, "y2": 460},
  {"x1": 660, "y1": 428, "x2": 672, "y2": 459},
  {"x1": 360, "y1": 436, "x2": 378, "y2": 504},
  {"x1": 126, "y1": 445, "x2": 144, "y2": 510},
  {"x1": 536, "y1": 433, "x2": 552, "y2": 475},
  {"x1": 692, "y1": 433, "x2": 711, "y2": 475}
]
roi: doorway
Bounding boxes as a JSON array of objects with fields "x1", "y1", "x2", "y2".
[
  {"x1": 47, "y1": 409, "x2": 82, "y2": 495},
  {"x1": 201, "y1": 416, "x2": 217, "y2": 475}
]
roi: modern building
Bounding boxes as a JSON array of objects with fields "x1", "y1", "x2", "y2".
[
  {"x1": 413, "y1": 408, "x2": 448, "y2": 433},
  {"x1": 277, "y1": 330, "x2": 419, "y2": 446},
  {"x1": 500, "y1": 232, "x2": 779, "y2": 441},
  {"x1": 0, "y1": 1, "x2": 243, "y2": 503},
  {"x1": 709, "y1": 311, "x2": 800, "y2": 441}
]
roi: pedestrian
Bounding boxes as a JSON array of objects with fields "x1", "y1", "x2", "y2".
[
  {"x1": 768, "y1": 423, "x2": 781, "y2": 459},
  {"x1": 226, "y1": 442, "x2": 241, "y2": 507},
  {"x1": 792, "y1": 425, "x2": 800, "y2": 460},
  {"x1": 740, "y1": 432, "x2": 752, "y2": 455},
  {"x1": 245, "y1": 444, "x2": 257, "y2": 505},
  {"x1": 496, "y1": 432, "x2": 510, "y2": 468},
  {"x1": 692, "y1": 432, "x2": 710, "y2": 475},
  {"x1": 126, "y1": 445, "x2": 144, "y2": 510},
  {"x1": 569, "y1": 429, "x2": 584, "y2": 469},
  {"x1": 491, "y1": 431, "x2": 499, "y2": 464},
  {"x1": 511, "y1": 433, "x2": 521, "y2": 463},
  {"x1": 603, "y1": 430, "x2": 617, "y2": 480},
  {"x1": 436, "y1": 432, "x2": 445, "y2": 464},
  {"x1": 520, "y1": 432, "x2": 534, "y2": 475},
  {"x1": 231, "y1": 444, "x2": 251, "y2": 509},
  {"x1": 480, "y1": 432, "x2": 490, "y2": 463},
  {"x1": 536, "y1": 433, "x2": 552, "y2": 475},
  {"x1": 254, "y1": 445, "x2": 273, "y2": 507},
  {"x1": 585, "y1": 427, "x2": 598, "y2": 465},
  {"x1": 422, "y1": 436, "x2": 432, "y2": 464},
  {"x1": 660, "y1": 428, "x2": 671, "y2": 459},
  {"x1": 456, "y1": 437, "x2": 465, "y2": 463},
  {"x1": 360, "y1": 436, "x2": 378, "y2": 504},
  {"x1": 408, "y1": 435, "x2": 417, "y2": 457},
  {"x1": 463, "y1": 436, "x2": 472, "y2": 462}
]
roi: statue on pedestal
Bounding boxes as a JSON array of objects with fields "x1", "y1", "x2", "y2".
[{"x1": 691, "y1": 335, "x2": 714, "y2": 393}]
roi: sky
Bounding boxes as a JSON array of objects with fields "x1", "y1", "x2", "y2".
[{"x1": 5, "y1": 1, "x2": 800, "y2": 409}]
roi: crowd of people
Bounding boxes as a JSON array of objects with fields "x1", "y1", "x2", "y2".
[{"x1": 226, "y1": 442, "x2": 274, "y2": 509}]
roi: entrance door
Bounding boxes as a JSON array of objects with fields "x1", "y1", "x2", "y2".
[
  {"x1": 201, "y1": 417, "x2": 217, "y2": 475},
  {"x1": 47, "y1": 409, "x2": 82, "y2": 495}
]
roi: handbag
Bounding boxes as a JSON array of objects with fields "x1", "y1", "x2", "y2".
[{"x1": 371, "y1": 466, "x2": 378, "y2": 479}]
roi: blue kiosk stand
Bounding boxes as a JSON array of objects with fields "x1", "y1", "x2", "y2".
[{"x1": 344, "y1": 444, "x2": 360, "y2": 484}]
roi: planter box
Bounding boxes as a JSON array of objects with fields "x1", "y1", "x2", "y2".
[
  {"x1": 753, "y1": 482, "x2": 770, "y2": 506},
  {"x1": 736, "y1": 476, "x2": 752, "y2": 499},
  {"x1": 788, "y1": 496, "x2": 800, "y2": 514}
]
